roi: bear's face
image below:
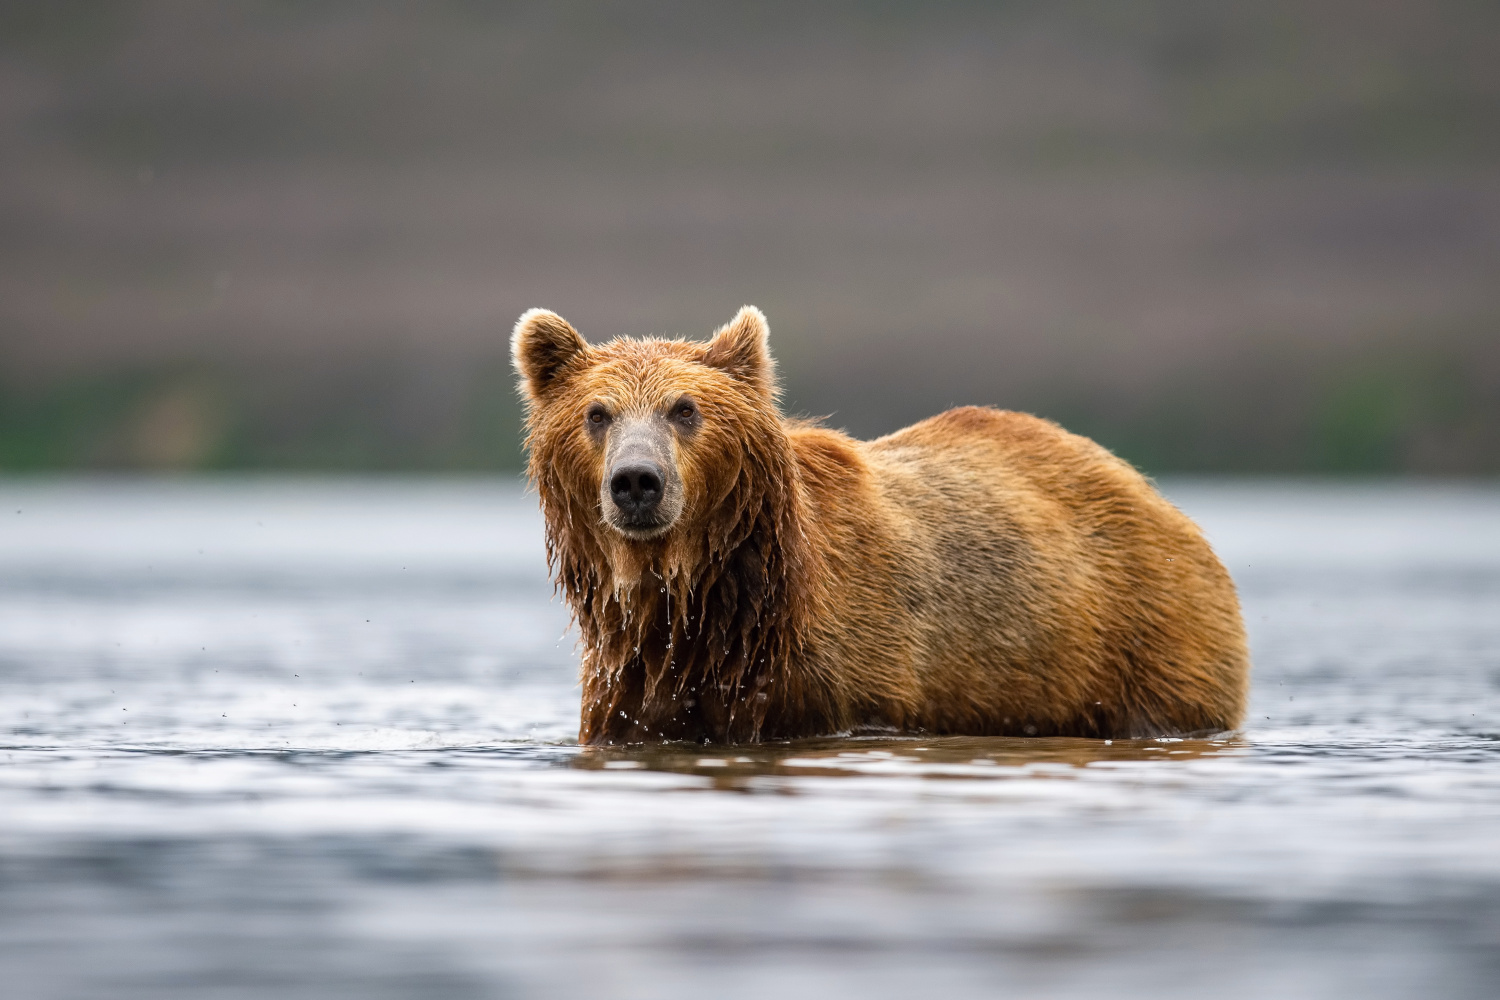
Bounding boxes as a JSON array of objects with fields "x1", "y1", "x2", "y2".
[{"x1": 512, "y1": 306, "x2": 778, "y2": 546}]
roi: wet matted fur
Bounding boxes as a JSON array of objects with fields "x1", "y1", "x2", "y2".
[{"x1": 513, "y1": 306, "x2": 1250, "y2": 744}]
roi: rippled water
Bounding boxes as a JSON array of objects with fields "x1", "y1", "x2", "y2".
[{"x1": 1, "y1": 478, "x2": 1497, "y2": 999}]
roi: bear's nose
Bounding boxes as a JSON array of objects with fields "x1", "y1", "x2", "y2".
[{"x1": 609, "y1": 462, "x2": 664, "y2": 515}]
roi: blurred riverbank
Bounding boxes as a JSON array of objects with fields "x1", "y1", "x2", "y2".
[{"x1": 2, "y1": 2, "x2": 1497, "y2": 474}]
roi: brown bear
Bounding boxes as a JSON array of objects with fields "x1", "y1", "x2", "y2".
[{"x1": 512, "y1": 305, "x2": 1250, "y2": 745}]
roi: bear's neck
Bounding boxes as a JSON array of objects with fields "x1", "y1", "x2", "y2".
[{"x1": 542, "y1": 434, "x2": 836, "y2": 745}]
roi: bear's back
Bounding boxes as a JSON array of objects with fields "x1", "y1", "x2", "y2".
[{"x1": 849, "y1": 406, "x2": 1249, "y2": 737}]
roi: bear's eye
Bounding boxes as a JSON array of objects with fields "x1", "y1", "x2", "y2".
[
  {"x1": 586, "y1": 405, "x2": 610, "y2": 426},
  {"x1": 676, "y1": 403, "x2": 695, "y2": 419}
]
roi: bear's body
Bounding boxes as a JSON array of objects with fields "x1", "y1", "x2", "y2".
[{"x1": 513, "y1": 306, "x2": 1249, "y2": 744}]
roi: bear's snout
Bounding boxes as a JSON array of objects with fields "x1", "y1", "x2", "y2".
[
  {"x1": 609, "y1": 462, "x2": 664, "y2": 516},
  {"x1": 600, "y1": 420, "x2": 684, "y2": 539}
]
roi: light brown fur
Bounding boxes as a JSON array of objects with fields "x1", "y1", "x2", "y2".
[{"x1": 513, "y1": 306, "x2": 1250, "y2": 744}]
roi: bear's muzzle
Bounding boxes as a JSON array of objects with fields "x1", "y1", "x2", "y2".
[{"x1": 601, "y1": 418, "x2": 684, "y2": 539}]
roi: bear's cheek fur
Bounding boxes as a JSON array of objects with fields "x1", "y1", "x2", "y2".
[
  {"x1": 531, "y1": 417, "x2": 607, "y2": 528},
  {"x1": 559, "y1": 423, "x2": 607, "y2": 499},
  {"x1": 673, "y1": 419, "x2": 749, "y2": 529}
]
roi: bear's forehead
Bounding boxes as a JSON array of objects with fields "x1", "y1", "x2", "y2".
[
  {"x1": 592, "y1": 337, "x2": 702, "y2": 365},
  {"x1": 577, "y1": 339, "x2": 714, "y2": 393}
]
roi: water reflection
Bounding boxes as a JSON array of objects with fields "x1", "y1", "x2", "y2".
[{"x1": 573, "y1": 734, "x2": 1246, "y2": 784}]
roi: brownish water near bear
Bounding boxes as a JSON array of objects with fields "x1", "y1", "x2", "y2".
[{"x1": 513, "y1": 306, "x2": 1250, "y2": 745}]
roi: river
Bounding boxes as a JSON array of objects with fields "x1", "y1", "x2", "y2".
[{"x1": 1, "y1": 478, "x2": 1496, "y2": 999}]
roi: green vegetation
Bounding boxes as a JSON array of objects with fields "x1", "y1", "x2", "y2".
[
  {"x1": 0, "y1": 359, "x2": 525, "y2": 473},
  {"x1": 1038, "y1": 327, "x2": 1500, "y2": 475},
  {"x1": 4, "y1": 326, "x2": 1494, "y2": 475}
]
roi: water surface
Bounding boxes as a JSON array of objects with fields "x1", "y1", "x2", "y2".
[{"x1": 1, "y1": 478, "x2": 1497, "y2": 999}]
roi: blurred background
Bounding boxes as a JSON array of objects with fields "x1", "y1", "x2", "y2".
[
  {"x1": 4, "y1": 9, "x2": 1500, "y2": 997},
  {"x1": 1, "y1": 0, "x2": 1496, "y2": 475}
]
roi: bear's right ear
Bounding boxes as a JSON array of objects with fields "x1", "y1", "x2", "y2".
[
  {"x1": 512, "y1": 309, "x2": 588, "y2": 400},
  {"x1": 703, "y1": 305, "x2": 776, "y2": 399}
]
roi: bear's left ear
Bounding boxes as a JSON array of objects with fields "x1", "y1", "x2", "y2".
[
  {"x1": 512, "y1": 308, "x2": 588, "y2": 401},
  {"x1": 703, "y1": 305, "x2": 776, "y2": 398}
]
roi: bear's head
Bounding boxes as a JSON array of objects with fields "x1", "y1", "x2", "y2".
[
  {"x1": 512, "y1": 305, "x2": 786, "y2": 572},
  {"x1": 513, "y1": 306, "x2": 831, "y2": 743}
]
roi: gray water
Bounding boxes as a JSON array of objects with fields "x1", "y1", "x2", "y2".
[{"x1": 1, "y1": 478, "x2": 1497, "y2": 1000}]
